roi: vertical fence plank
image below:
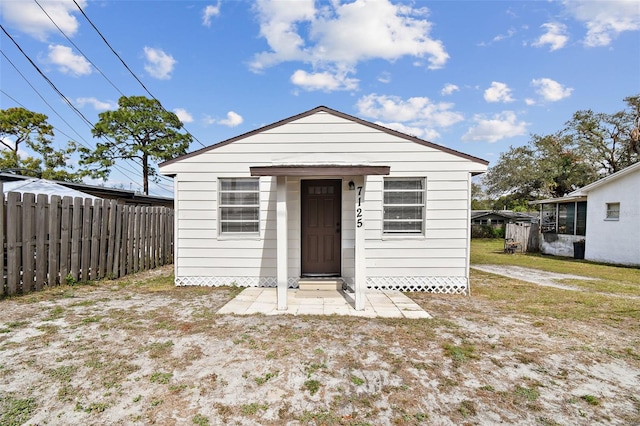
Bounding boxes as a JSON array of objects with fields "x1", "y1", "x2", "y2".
[
  {"x1": 35, "y1": 194, "x2": 48, "y2": 290},
  {"x1": 81, "y1": 199, "x2": 92, "y2": 282},
  {"x1": 133, "y1": 206, "x2": 140, "y2": 273},
  {"x1": 48, "y1": 196, "x2": 61, "y2": 287},
  {"x1": 98, "y1": 200, "x2": 110, "y2": 279},
  {"x1": 70, "y1": 198, "x2": 82, "y2": 282},
  {"x1": 140, "y1": 207, "x2": 147, "y2": 271},
  {"x1": 90, "y1": 199, "x2": 102, "y2": 280},
  {"x1": 112, "y1": 203, "x2": 122, "y2": 278},
  {"x1": 119, "y1": 205, "x2": 129, "y2": 278},
  {"x1": 127, "y1": 206, "x2": 135, "y2": 274},
  {"x1": 106, "y1": 200, "x2": 117, "y2": 277},
  {"x1": 0, "y1": 184, "x2": 4, "y2": 296},
  {"x1": 6, "y1": 192, "x2": 20, "y2": 295},
  {"x1": 59, "y1": 197, "x2": 72, "y2": 283},
  {"x1": 22, "y1": 193, "x2": 35, "y2": 293}
]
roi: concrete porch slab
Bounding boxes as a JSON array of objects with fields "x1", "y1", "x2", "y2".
[{"x1": 216, "y1": 288, "x2": 432, "y2": 319}]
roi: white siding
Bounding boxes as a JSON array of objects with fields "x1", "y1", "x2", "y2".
[
  {"x1": 161, "y1": 110, "x2": 487, "y2": 290},
  {"x1": 584, "y1": 170, "x2": 640, "y2": 266}
]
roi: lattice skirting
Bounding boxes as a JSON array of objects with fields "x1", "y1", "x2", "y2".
[
  {"x1": 175, "y1": 276, "x2": 300, "y2": 288},
  {"x1": 367, "y1": 276, "x2": 468, "y2": 295},
  {"x1": 175, "y1": 275, "x2": 467, "y2": 294}
]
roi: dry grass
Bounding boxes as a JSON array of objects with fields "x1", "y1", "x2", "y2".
[{"x1": 0, "y1": 252, "x2": 639, "y2": 425}]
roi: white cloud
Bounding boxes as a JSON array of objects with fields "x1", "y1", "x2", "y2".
[
  {"x1": 47, "y1": 44, "x2": 91, "y2": 76},
  {"x1": 290, "y1": 69, "x2": 358, "y2": 91},
  {"x1": 462, "y1": 111, "x2": 528, "y2": 143},
  {"x1": 563, "y1": 0, "x2": 640, "y2": 47},
  {"x1": 484, "y1": 82, "x2": 514, "y2": 103},
  {"x1": 531, "y1": 78, "x2": 573, "y2": 101},
  {"x1": 143, "y1": 47, "x2": 176, "y2": 80},
  {"x1": 218, "y1": 111, "x2": 243, "y2": 127},
  {"x1": 0, "y1": 0, "x2": 86, "y2": 41},
  {"x1": 356, "y1": 94, "x2": 463, "y2": 140},
  {"x1": 532, "y1": 22, "x2": 569, "y2": 51},
  {"x1": 525, "y1": 98, "x2": 536, "y2": 106},
  {"x1": 493, "y1": 28, "x2": 516, "y2": 42},
  {"x1": 202, "y1": 3, "x2": 221, "y2": 27},
  {"x1": 251, "y1": 0, "x2": 448, "y2": 91},
  {"x1": 173, "y1": 108, "x2": 194, "y2": 123},
  {"x1": 441, "y1": 83, "x2": 459, "y2": 96},
  {"x1": 377, "y1": 72, "x2": 391, "y2": 84},
  {"x1": 75, "y1": 97, "x2": 115, "y2": 111}
]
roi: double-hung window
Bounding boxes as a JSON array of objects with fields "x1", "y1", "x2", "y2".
[
  {"x1": 219, "y1": 178, "x2": 260, "y2": 234},
  {"x1": 383, "y1": 178, "x2": 425, "y2": 235}
]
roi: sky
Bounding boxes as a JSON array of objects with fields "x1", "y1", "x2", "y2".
[{"x1": 1, "y1": 0, "x2": 639, "y2": 197}]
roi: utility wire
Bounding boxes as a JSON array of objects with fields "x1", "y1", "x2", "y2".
[
  {"x1": 72, "y1": 0, "x2": 206, "y2": 149},
  {"x1": 1, "y1": 24, "x2": 94, "y2": 128},
  {"x1": 0, "y1": 46, "x2": 144, "y2": 185},
  {"x1": 33, "y1": 0, "x2": 125, "y2": 97}
]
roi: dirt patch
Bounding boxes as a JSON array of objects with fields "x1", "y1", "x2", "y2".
[
  {"x1": 0, "y1": 266, "x2": 639, "y2": 425},
  {"x1": 471, "y1": 264, "x2": 595, "y2": 290}
]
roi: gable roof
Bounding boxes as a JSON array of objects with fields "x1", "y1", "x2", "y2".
[
  {"x1": 569, "y1": 162, "x2": 640, "y2": 196},
  {"x1": 160, "y1": 105, "x2": 489, "y2": 168},
  {"x1": 471, "y1": 210, "x2": 538, "y2": 221}
]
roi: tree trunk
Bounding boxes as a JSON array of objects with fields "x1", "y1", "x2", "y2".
[{"x1": 142, "y1": 153, "x2": 149, "y2": 195}]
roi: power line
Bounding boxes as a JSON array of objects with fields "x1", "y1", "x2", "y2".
[
  {"x1": 33, "y1": 0, "x2": 125, "y2": 97},
  {"x1": 72, "y1": 0, "x2": 207, "y2": 149}
]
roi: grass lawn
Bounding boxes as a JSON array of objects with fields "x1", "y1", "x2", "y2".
[
  {"x1": 0, "y1": 244, "x2": 638, "y2": 425},
  {"x1": 471, "y1": 238, "x2": 640, "y2": 296}
]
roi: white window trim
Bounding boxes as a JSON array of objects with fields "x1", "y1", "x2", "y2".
[
  {"x1": 605, "y1": 202, "x2": 620, "y2": 221},
  {"x1": 218, "y1": 178, "x2": 260, "y2": 237},
  {"x1": 382, "y1": 177, "x2": 426, "y2": 238}
]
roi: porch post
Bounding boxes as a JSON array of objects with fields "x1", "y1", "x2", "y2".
[
  {"x1": 354, "y1": 176, "x2": 366, "y2": 311},
  {"x1": 276, "y1": 176, "x2": 288, "y2": 310}
]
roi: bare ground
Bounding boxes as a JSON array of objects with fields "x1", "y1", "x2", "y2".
[{"x1": 1, "y1": 266, "x2": 639, "y2": 425}]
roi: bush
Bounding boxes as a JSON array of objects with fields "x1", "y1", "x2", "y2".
[{"x1": 471, "y1": 225, "x2": 505, "y2": 239}]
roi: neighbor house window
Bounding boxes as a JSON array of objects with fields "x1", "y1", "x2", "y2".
[
  {"x1": 606, "y1": 202, "x2": 620, "y2": 220},
  {"x1": 219, "y1": 178, "x2": 259, "y2": 233},
  {"x1": 383, "y1": 178, "x2": 425, "y2": 235},
  {"x1": 541, "y1": 201, "x2": 586, "y2": 236}
]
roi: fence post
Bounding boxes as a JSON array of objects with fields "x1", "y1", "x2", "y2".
[{"x1": 6, "y1": 192, "x2": 21, "y2": 295}]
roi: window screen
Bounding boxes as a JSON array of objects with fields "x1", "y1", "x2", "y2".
[
  {"x1": 383, "y1": 178, "x2": 425, "y2": 234},
  {"x1": 219, "y1": 178, "x2": 259, "y2": 233}
]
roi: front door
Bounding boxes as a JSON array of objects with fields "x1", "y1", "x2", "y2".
[{"x1": 301, "y1": 179, "x2": 341, "y2": 276}]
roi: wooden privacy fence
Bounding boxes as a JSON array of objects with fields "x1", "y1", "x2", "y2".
[
  {"x1": 505, "y1": 222, "x2": 539, "y2": 253},
  {"x1": 0, "y1": 190, "x2": 174, "y2": 297}
]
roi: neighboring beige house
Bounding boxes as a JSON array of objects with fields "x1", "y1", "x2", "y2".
[
  {"x1": 159, "y1": 106, "x2": 488, "y2": 310},
  {"x1": 532, "y1": 162, "x2": 640, "y2": 266}
]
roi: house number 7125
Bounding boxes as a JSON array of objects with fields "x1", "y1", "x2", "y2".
[{"x1": 356, "y1": 186, "x2": 363, "y2": 228}]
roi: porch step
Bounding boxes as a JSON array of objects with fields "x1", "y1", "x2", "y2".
[{"x1": 298, "y1": 278, "x2": 344, "y2": 291}]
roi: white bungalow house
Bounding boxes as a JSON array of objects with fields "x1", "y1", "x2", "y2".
[
  {"x1": 531, "y1": 162, "x2": 640, "y2": 266},
  {"x1": 159, "y1": 106, "x2": 488, "y2": 310}
]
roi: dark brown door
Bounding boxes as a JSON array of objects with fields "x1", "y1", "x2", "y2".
[{"x1": 301, "y1": 179, "x2": 341, "y2": 276}]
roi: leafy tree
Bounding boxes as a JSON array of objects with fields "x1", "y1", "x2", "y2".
[
  {"x1": 0, "y1": 107, "x2": 53, "y2": 154},
  {"x1": 80, "y1": 96, "x2": 192, "y2": 194},
  {"x1": 484, "y1": 95, "x2": 639, "y2": 204},
  {"x1": 0, "y1": 107, "x2": 94, "y2": 182},
  {"x1": 565, "y1": 94, "x2": 640, "y2": 174}
]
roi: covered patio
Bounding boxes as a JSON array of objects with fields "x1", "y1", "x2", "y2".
[{"x1": 216, "y1": 288, "x2": 432, "y2": 319}]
